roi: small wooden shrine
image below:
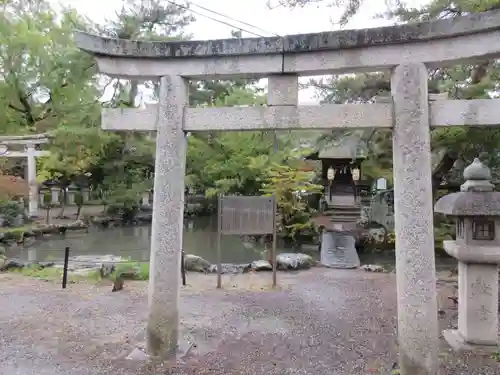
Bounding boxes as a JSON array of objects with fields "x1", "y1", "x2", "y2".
[{"x1": 305, "y1": 133, "x2": 368, "y2": 207}]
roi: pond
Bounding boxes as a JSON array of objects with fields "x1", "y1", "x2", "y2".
[
  {"x1": 9, "y1": 217, "x2": 294, "y2": 264},
  {"x1": 6, "y1": 216, "x2": 457, "y2": 271}
]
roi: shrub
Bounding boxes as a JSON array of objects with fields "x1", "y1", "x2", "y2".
[
  {"x1": 0, "y1": 200, "x2": 24, "y2": 227},
  {"x1": 0, "y1": 174, "x2": 28, "y2": 200}
]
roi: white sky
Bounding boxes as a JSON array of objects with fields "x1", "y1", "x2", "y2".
[{"x1": 60, "y1": 0, "x2": 429, "y2": 103}]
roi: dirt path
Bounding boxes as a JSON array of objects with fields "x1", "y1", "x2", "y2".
[{"x1": 0, "y1": 270, "x2": 498, "y2": 374}]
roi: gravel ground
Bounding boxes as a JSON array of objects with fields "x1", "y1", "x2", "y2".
[{"x1": 0, "y1": 269, "x2": 498, "y2": 375}]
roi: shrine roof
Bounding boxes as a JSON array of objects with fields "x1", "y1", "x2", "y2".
[
  {"x1": 305, "y1": 133, "x2": 368, "y2": 160},
  {"x1": 74, "y1": 10, "x2": 500, "y2": 58}
]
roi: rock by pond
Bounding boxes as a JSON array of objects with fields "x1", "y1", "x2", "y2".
[
  {"x1": 90, "y1": 214, "x2": 153, "y2": 228},
  {"x1": 0, "y1": 221, "x2": 88, "y2": 246},
  {"x1": 0, "y1": 258, "x2": 29, "y2": 271},
  {"x1": 209, "y1": 263, "x2": 251, "y2": 274},
  {"x1": 362, "y1": 264, "x2": 386, "y2": 273},
  {"x1": 0, "y1": 252, "x2": 317, "y2": 278},
  {"x1": 0, "y1": 254, "x2": 7, "y2": 269},
  {"x1": 208, "y1": 254, "x2": 315, "y2": 274},
  {"x1": 276, "y1": 253, "x2": 314, "y2": 270},
  {"x1": 250, "y1": 260, "x2": 273, "y2": 271},
  {"x1": 0, "y1": 254, "x2": 122, "y2": 273},
  {"x1": 184, "y1": 254, "x2": 211, "y2": 273}
]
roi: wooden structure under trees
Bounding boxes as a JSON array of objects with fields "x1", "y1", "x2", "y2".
[{"x1": 305, "y1": 133, "x2": 370, "y2": 208}]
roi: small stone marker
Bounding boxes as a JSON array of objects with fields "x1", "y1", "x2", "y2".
[
  {"x1": 376, "y1": 177, "x2": 387, "y2": 190},
  {"x1": 320, "y1": 230, "x2": 360, "y2": 269}
]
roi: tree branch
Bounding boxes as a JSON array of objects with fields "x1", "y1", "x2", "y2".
[
  {"x1": 16, "y1": 89, "x2": 35, "y2": 126},
  {"x1": 7, "y1": 103, "x2": 24, "y2": 113}
]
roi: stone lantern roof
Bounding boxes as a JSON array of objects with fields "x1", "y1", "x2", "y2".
[{"x1": 434, "y1": 158, "x2": 500, "y2": 216}]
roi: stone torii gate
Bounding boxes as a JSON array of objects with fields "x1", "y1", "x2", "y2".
[
  {"x1": 0, "y1": 134, "x2": 49, "y2": 217},
  {"x1": 75, "y1": 9, "x2": 500, "y2": 374}
]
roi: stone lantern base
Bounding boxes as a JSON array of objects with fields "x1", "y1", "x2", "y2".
[
  {"x1": 442, "y1": 261, "x2": 499, "y2": 353},
  {"x1": 443, "y1": 330, "x2": 499, "y2": 354}
]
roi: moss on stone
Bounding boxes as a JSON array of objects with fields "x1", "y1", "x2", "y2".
[{"x1": 146, "y1": 309, "x2": 179, "y2": 358}]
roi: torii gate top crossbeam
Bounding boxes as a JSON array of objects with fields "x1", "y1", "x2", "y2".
[
  {"x1": 0, "y1": 133, "x2": 50, "y2": 145},
  {"x1": 74, "y1": 9, "x2": 500, "y2": 79},
  {"x1": 0, "y1": 133, "x2": 50, "y2": 156}
]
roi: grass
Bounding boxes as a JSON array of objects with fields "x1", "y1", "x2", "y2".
[
  {"x1": 0, "y1": 226, "x2": 39, "y2": 242},
  {"x1": 491, "y1": 351, "x2": 500, "y2": 362},
  {"x1": 112, "y1": 261, "x2": 149, "y2": 280},
  {"x1": 7, "y1": 263, "x2": 101, "y2": 283},
  {"x1": 0, "y1": 225, "x2": 48, "y2": 242},
  {"x1": 0, "y1": 225, "x2": 36, "y2": 234},
  {"x1": 5, "y1": 258, "x2": 151, "y2": 283}
]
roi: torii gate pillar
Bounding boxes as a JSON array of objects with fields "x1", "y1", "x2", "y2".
[
  {"x1": 392, "y1": 63, "x2": 438, "y2": 374},
  {"x1": 146, "y1": 76, "x2": 188, "y2": 357},
  {"x1": 26, "y1": 144, "x2": 39, "y2": 217}
]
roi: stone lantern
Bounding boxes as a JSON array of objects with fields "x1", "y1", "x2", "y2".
[{"x1": 434, "y1": 158, "x2": 500, "y2": 352}]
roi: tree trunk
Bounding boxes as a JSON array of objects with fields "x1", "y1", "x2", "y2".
[
  {"x1": 45, "y1": 206, "x2": 50, "y2": 225},
  {"x1": 76, "y1": 204, "x2": 82, "y2": 220},
  {"x1": 58, "y1": 189, "x2": 67, "y2": 218},
  {"x1": 431, "y1": 151, "x2": 458, "y2": 203}
]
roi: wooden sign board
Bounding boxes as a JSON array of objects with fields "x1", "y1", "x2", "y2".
[{"x1": 219, "y1": 195, "x2": 275, "y2": 235}]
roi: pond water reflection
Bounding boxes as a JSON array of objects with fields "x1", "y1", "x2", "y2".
[
  {"x1": 7, "y1": 216, "x2": 456, "y2": 271},
  {"x1": 10, "y1": 217, "x2": 285, "y2": 264}
]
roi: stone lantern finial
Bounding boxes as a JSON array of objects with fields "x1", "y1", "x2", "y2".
[{"x1": 461, "y1": 158, "x2": 494, "y2": 192}]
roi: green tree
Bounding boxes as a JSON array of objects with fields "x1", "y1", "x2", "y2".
[
  {"x1": 95, "y1": 136, "x2": 155, "y2": 222},
  {"x1": 37, "y1": 127, "x2": 117, "y2": 216},
  {"x1": 257, "y1": 153, "x2": 323, "y2": 243},
  {"x1": 100, "y1": 0, "x2": 194, "y2": 108},
  {"x1": 187, "y1": 131, "x2": 277, "y2": 197},
  {"x1": 0, "y1": 4, "x2": 99, "y2": 135},
  {"x1": 303, "y1": 0, "x2": 500, "y2": 198},
  {"x1": 0, "y1": 0, "x2": 105, "y2": 188},
  {"x1": 186, "y1": 85, "x2": 273, "y2": 196},
  {"x1": 0, "y1": 0, "x2": 321, "y2": 220},
  {"x1": 270, "y1": 0, "x2": 367, "y2": 25}
]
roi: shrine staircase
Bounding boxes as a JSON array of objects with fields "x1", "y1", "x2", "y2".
[{"x1": 322, "y1": 204, "x2": 362, "y2": 223}]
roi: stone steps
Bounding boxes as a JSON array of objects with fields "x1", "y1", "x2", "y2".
[
  {"x1": 324, "y1": 209, "x2": 361, "y2": 216},
  {"x1": 329, "y1": 216, "x2": 360, "y2": 223},
  {"x1": 323, "y1": 205, "x2": 361, "y2": 223}
]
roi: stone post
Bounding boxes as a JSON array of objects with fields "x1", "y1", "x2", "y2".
[
  {"x1": 67, "y1": 190, "x2": 75, "y2": 205},
  {"x1": 267, "y1": 74, "x2": 298, "y2": 106},
  {"x1": 82, "y1": 188, "x2": 90, "y2": 202},
  {"x1": 26, "y1": 145, "x2": 38, "y2": 217},
  {"x1": 142, "y1": 192, "x2": 150, "y2": 206},
  {"x1": 147, "y1": 75, "x2": 188, "y2": 359},
  {"x1": 38, "y1": 189, "x2": 44, "y2": 206},
  {"x1": 27, "y1": 249, "x2": 37, "y2": 262},
  {"x1": 435, "y1": 159, "x2": 500, "y2": 352},
  {"x1": 51, "y1": 188, "x2": 60, "y2": 205},
  {"x1": 391, "y1": 63, "x2": 439, "y2": 374}
]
